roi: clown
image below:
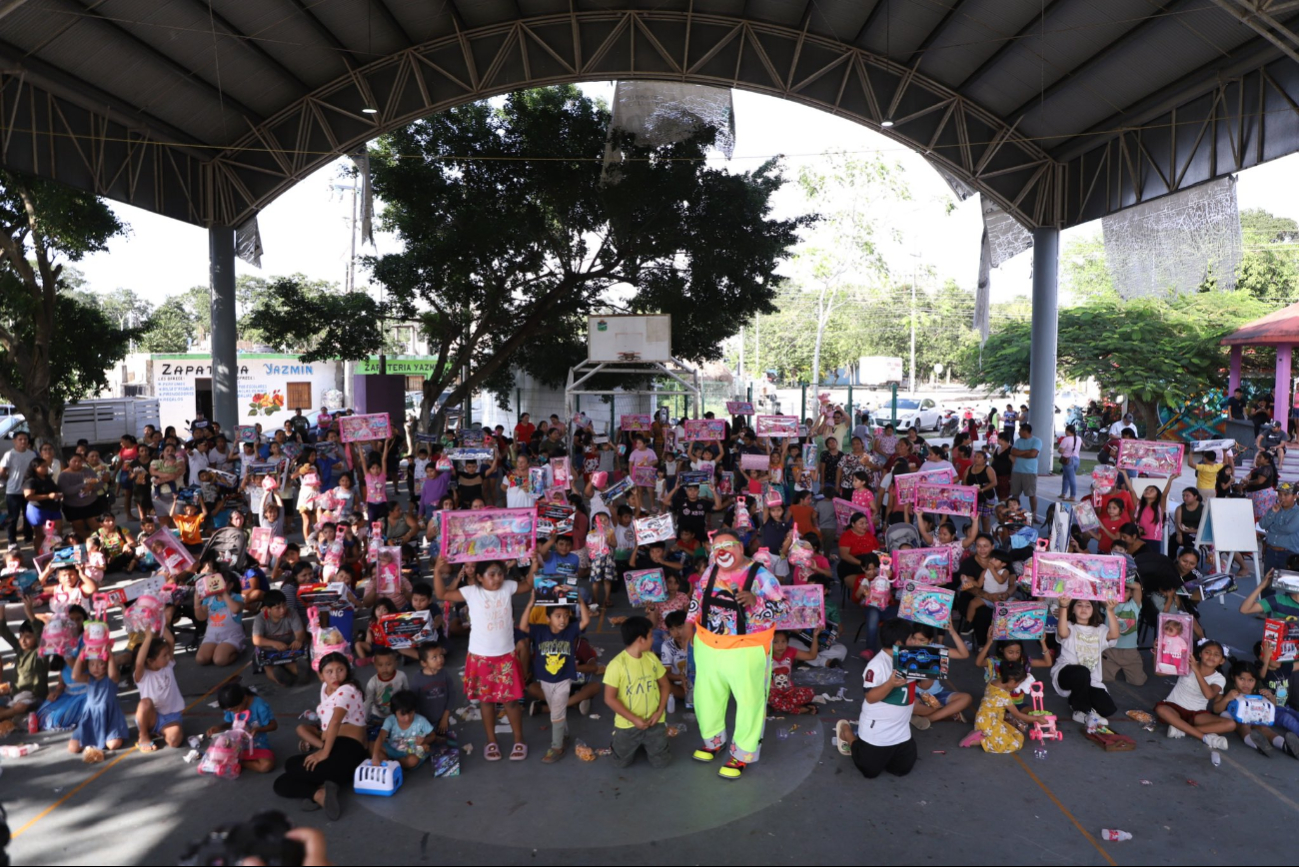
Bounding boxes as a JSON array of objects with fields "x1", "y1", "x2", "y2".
[{"x1": 685, "y1": 528, "x2": 790, "y2": 780}]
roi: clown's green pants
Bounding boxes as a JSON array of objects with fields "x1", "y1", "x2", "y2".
[{"x1": 692, "y1": 637, "x2": 771, "y2": 763}]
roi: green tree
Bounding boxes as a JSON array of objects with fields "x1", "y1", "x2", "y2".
[
  {"x1": 1235, "y1": 207, "x2": 1299, "y2": 305},
  {"x1": 1060, "y1": 234, "x2": 1115, "y2": 303},
  {"x1": 0, "y1": 170, "x2": 135, "y2": 448},
  {"x1": 250, "y1": 86, "x2": 805, "y2": 431},
  {"x1": 792, "y1": 152, "x2": 909, "y2": 384},
  {"x1": 966, "y1": 291, "x2": 1271, "y2": 431},
  {"x1": 247, "y1": 276, "x2": 386, "y2": 361},
  {"x1": 139, "y1": 297, "x2": 196, "y2": 353}
]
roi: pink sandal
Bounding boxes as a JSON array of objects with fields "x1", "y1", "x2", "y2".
[
  {"x1": 509, "y1": 743, "x2": 529, "y2": 761},
  {"x1": 959, "y1": 730, "x2": 985, "y2": 748},
  {"x1": 483, "y1": 743, "x2": 503, "y2": 761}
]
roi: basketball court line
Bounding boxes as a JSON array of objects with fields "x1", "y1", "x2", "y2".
[{"x1": 12, "y1": 661, "x2": 251, "y2": 839}]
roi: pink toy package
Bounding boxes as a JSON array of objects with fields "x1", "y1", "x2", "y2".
[
  {"x1": 550, "y1": 457, "x2": 572, "y2": 488},
  {"x1": 307, "y1": 607, "x2": 353, "y2": 671},
  {"x1": 39, "y1": 616, "x2": 79, "y2": 658},
  {"x1": 198, "y1": 710, "x2": 251, "y2": 779},
  {"x1": 440, "y1": 508, "x2": 537, "y2": 563},
  {"x1": 374, "y1": 546, "x2": 402, "y2": 597},
  {"x1": 249, "y1": 527, "x2": 273, "y2": 567},
  {"x1": 82, "y1": 620, "x2": 112, "y2": 660},
  {"x1": 123, "y1": 595, "x2": 166, "y2": 635},
  {"x1": 1155, "y1": 612, "x2": 1194, "y2": 676},
  {"x1": 586, "y1": 516, "x2": 611, "y2": 559}
]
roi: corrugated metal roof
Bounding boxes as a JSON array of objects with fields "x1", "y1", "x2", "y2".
[{"x1": 0, "y1": 0, "x2": 1295, "y2": 226}]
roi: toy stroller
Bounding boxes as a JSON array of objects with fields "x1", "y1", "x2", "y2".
[{"x1": 1026, "y1": 681, "x2": 1062, "y2": 742}]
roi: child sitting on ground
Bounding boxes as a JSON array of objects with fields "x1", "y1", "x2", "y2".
[
  {"x1": 962, "y1": 659, "x2": 1038, "y2": 753},
  {"x1": 1256, "y1": 639, "x2": 1299, "y2": 749},
  {"x1": 604, "y1": 616, "x2": 672, "y2": 769},
  {"x1": 70, "y1": 646, "x2": 129, "y2": 757},
  {"x1": 1211, "y1": 660, "x2": 1298, "y2": 758},
  {"x1": 363, "y1": 646, "x2": 409, "y2": 723},
  {"x1": 0, "y1": 595, "x2": 45, "y2": 721},
  {"x1": 1155, "y1": 639, "x2": 1233, "y2": 751},
  {"x1": 407, "y1": 643, "x2": 452, "y2": 740},
  {"x1": 395, "y1": 583, "x2": 443, "y2": 663},
  {"x1": 133, "y1": 625, "x2": 185, "y2": 751},
  {"x1": 208, "y1": 682, "x2": 278, "y2": 773},
  {"x1": 1102, "y1": 578, "x2": 1146, "y2": 686},
  {"x1": 354, "y1": 597, "x2": 398, "y2": 663},
  {"x1": 908, "y1": 622, "x2": 973, "y2": 728},
  {"x1": 768, "y1": 629, "x2": 821, "y2": 714},
  {"x1": 976, "y1": 638, "x2": 1054, "y2": 707},
  {"x1": 371, "y1": 689, "x2": 435, "y2": 770}
]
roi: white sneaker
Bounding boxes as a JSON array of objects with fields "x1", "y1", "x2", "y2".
[
  {"x1": 1088, "y1": 713, "x2": 1109, "y2": 728},
  {"x1": 1072, "y1": 711, "x2": 1088, "y2": 725},
  {"x1": 910, "y1": 715, "x2": 931, "y2": 731},
  {"x1": 1204, "y1": 734, "x2": 1229, "y2": 750},
  {"x1": 1167, "y1": 725, "x2": 1187, "y2": 739}
]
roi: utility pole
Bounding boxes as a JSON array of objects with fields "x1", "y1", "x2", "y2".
[
  {"x1": 738, "y1": 326, "x2": 745, "y2": 382},
  {"x1": 329, "y1": 182, "x2": 360, "y2": 293},
  {"x1": 909, "y1": 278, "x2": 917, "y2": 395}
]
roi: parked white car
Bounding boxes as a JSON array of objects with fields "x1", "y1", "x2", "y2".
[{"x1": 873, "y1": 397, "x2": 942, "y2": 432}]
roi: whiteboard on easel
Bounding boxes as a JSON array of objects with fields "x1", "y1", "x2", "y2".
[{"x1": 1197, "y1": 498, "x2": 1258, "y2": 553}]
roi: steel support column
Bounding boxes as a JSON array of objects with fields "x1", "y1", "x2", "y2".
[
  {"x1": 209, "y1": 227, "x2": 239, "y2": 430},
  {"x1": 1028, "y1": 227, "x2": 1059, "y2": 475},
  {"x1": 1277, "y1": 345, "x2": 1292, "y2": 435}
]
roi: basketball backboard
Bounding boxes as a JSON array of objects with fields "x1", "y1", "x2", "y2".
[{"x1": 587, "y1": 315, "x2": 672, "y2": 362}]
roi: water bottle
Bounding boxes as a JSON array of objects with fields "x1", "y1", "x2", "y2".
[
  {"x1": 777, "y1": 727, "x2": 789, "y2": 741},
  {"x1": 667, "y1": 695, "x2": 676, "y2": 714},
  {"x1": 1101, "y1": 830, "x2": 1132, "y2": 842},
  {"x1": 1211, "y1": 750, "x2": 1221, "y2": 767}
]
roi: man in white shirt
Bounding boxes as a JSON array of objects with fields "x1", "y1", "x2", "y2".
[
  {"x1": 1, "y1": 431, "x2": 36, "y2": 544},
  {"x1": 1108, "y1": 413, "x2": 1138, "y2": 439}
]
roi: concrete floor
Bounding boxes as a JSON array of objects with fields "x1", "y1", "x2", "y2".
[{"x1": 6, "y1": 458, "x2": 1298, "y2": 866}]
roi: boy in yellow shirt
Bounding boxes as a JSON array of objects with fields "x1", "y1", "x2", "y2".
[{"x1": 603, "y1": 616, "x2": 672, "y2": 769}]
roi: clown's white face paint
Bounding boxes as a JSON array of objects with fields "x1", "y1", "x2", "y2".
[{"x1": 713, "y1": 540, "x2": 741, "y2": 570}]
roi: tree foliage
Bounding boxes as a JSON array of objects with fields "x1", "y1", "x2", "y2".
[
  {"x1": 0, "y1": 169, "x2": 135, "y2": 447},
  {"x1": 1060, "y1": 234, "x2": 1116, "y2": 303},
  {"x1": 966, "y1": 290, "x2": 1271, "y2": 431},
  {"x1": 139, "y1": 297, "x2": 195, "y2": 353},
  {"x1": 789, "y1": 152, "x2": 911, "y2": 384},
  {"x1": 1235, "y1": 207, "x2": 1299, "y2": 306},
  {"x1": 736, "y1": 278, "x2": 981, "y2": 385},
  {"x1": 250, "y1": 85, "x2": 806, "y2": 431}
]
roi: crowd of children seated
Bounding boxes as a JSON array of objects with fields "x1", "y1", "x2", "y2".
[{"x1": 1, "y1": 406, "x2": 1297, "y2": 821}]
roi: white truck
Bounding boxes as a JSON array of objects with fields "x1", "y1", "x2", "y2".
[
  {"x1": 857, "y1": 356, "x2": 905, "y2": 387},
  {"x1": 61, "y1": 397, "x2": 161, "y2": 446}
]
